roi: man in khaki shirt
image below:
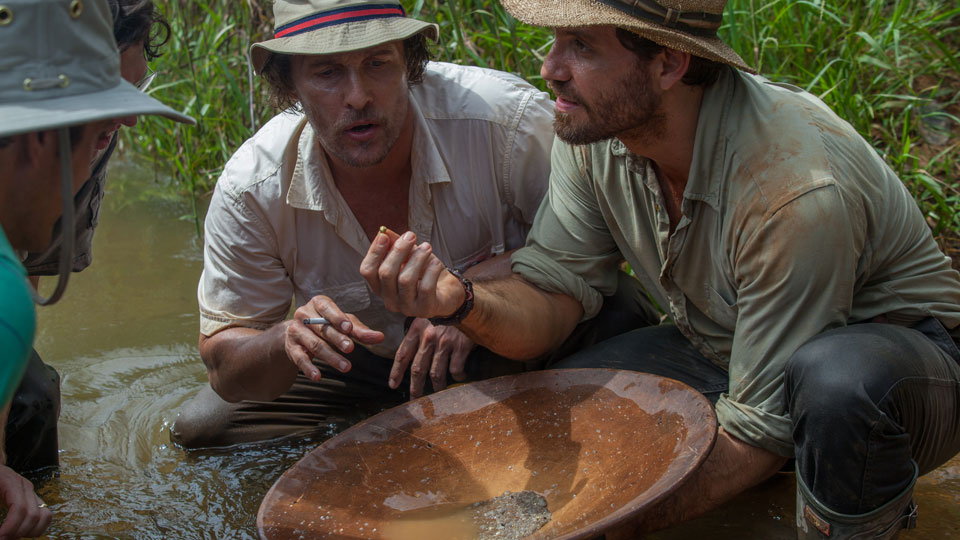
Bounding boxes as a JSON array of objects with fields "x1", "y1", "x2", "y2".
[
  {"x1": 172, "y1": 0, "x2": 652, "y2": 448},
  {"x1": 361, "y1": 0, "x2": 960, "y2": 538}
]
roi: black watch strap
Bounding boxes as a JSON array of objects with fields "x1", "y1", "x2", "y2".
[{"x1": 428, "y1": 267, "x2": 474, "y2": 326}]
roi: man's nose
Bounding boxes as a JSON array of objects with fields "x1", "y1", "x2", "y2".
[
  {"x1": 540, "y1": 43, "x2": 570, "y2": 85},
  {"x1": 344, "y1": 71, "x2": 373, "y2": 110}
]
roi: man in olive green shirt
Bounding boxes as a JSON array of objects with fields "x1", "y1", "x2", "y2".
[{"x1": 359, "y1": 0, "x2": 960, "y2": 538}]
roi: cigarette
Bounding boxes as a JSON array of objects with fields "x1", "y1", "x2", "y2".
[{"x1": 302, "y1": 317, "x2": 329, "y2": 326}]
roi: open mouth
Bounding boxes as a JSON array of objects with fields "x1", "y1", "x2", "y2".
[{"x1": 347, "y1": 124, "x2": 375, "y2": 133}]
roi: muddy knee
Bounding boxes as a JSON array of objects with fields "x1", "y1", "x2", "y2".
[{"x1": 169, "y1": 385, "x2": 241, "y2": 449}]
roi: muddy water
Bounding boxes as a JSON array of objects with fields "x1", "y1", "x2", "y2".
[{"x1": 27, "y1": 162, "x2": 960, "y2": 539}]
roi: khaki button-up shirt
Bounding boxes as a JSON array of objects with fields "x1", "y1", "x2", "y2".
[
  {"x1": 512, "y1": 67, "x2": 960, "y2": 456},
  {"x1": 199, "y1": 62, "x2": 555, "y2": 358}
]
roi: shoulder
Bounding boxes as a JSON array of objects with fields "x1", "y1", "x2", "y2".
[
  {"x1": 412, "y1": 62, "x2": 553, "y2": 126},
  {"x1": 216, "y1": 111, "x2": 308, "y2": 200},
  {"x1": 720, "y1": 71, "x2": 866, "y2": 214}
]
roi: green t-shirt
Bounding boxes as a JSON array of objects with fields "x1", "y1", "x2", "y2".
[{"x1": 0, "y1": 226, "x2": 35, "y2": 406}]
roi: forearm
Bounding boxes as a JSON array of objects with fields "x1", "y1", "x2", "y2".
[
  {"x1": 199, "y1": 323, "x2": 296, "y2": 403},
  {"x1": 609, "y1": 427, "x2": 787, "y2": 537},
  {"x1": 459, "y1": 274, "x2": 583, "y2": 361}
]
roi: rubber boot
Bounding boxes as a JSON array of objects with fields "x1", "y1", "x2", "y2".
[{"x1": 795, "y1": 462, "x2": 918, "y2": 539}]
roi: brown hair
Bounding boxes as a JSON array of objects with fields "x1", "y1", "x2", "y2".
[
  {"x1": 108, "y1": 0, "x2": 171, "y2": 60},
  {"x1": 615, "y1": 28, "x2": 724, "y2": 87},
  {"x1": 261, "y1": 32, "x2": 432, "y2": 111}
]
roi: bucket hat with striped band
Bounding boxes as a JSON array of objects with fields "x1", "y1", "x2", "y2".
[
  {"x1": 500, "y1": 0, "x2": 753, "y2": 73},
  {"x1": 251, "y1": 0, "x2": 439, "y2": 74}
]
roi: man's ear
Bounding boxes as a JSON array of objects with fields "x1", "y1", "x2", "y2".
[{"x1": 656, "y1": 49, "x2": 691, "y2": 91}]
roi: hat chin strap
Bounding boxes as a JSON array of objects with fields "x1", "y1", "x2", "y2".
[{"x1": 31, "y1": 127, "x2": 75, "y2": 306}]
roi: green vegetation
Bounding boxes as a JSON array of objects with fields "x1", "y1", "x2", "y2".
[{"x1": 129, "y1": 0, "x2": 958, "y2": 252}]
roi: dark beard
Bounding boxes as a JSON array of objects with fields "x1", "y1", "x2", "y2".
[{"x1": 550, "y1": 65, "x2": 666, "y2": 146}]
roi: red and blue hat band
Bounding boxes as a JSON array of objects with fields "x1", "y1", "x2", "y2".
[{"x1": 274, "y1": 3, "x2": 407, "y2": 39}]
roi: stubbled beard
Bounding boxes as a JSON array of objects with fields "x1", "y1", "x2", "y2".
[
  {"x1": 304, "y1": 102, "x2": 407, "y2": 168},
  {"x1": 549, "y1": 65, "x2": 666, "y2": 146}
]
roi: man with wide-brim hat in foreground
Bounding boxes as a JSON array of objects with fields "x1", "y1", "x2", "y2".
[
  {"x1": 360, "y1": 0, "x2": 960, "y2": 537},
  {"x1": 0, "y1": 0, "x2": 193, "y2": 537},
  {"x1": 171, "y1": 0, "x2": 650, "y2": 449}
]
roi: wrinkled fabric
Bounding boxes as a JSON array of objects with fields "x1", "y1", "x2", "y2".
[
  {"x1": 5, "y1": 350, "x2": 60, "y2": 472},
  {"x1": 786, "y1": 318, "x2": 960, "y2": 513},
  {"x1": 198, "y1": 62, "x2": 555, "y2": 357},
  {"x1": 512, "y1": 67, "x2": 960, "y2": 456}
]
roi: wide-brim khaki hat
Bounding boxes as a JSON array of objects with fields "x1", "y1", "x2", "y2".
[
  {"x1": 500, "y1": 0, "x2": 753, "y2": 73},
  {"x1": 0, "y1": 0, "x2": 194, "y2": 138},
  {"x1": 251, "y1": 0, "x2": 439, "y2": 74}
]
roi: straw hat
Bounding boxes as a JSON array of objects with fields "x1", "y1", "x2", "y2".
[
  {"x1": 500, "y1": 0, "x2": 753, "y2": 73},
  {"x1": 0, "y1": 0, "x2": 194, "y2": 138},
  {"x1": 251, "y1": 0, "x2": 439, "y2": 74}
]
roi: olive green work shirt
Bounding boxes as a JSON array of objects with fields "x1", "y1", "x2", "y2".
[{"x1": 511, "y1": 67, "x2": 960, "y2": 457}]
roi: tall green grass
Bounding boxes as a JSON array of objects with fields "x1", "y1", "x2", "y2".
[
  {"x1": 723, "y1": 0, "x2": 960, "y2": 243},
  {"x1": 128, "y1": 0, "x2": 958, "y2": 248}
]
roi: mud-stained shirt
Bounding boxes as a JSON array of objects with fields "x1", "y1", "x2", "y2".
[
  {"x1": 198, "y1": 62, "x2": 555, "y2": 358},
  {"x1": 511, "y1": 67, "x2": 960, "y2": 457}
]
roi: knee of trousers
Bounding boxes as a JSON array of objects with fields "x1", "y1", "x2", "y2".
[
  {"x1": 168, "y1": 389, "x2": 236, "y2": 450},
  {"x1": 784, "y1": 332, "x2": 898, "y2": 426}
]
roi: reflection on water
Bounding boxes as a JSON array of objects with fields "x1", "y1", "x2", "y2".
[
  {"x1": 27, "y1": 161, "x2": 960, "y2": 539},
  {"x1": 32, "y1": 161, "x2": 320, "y2": 540}
]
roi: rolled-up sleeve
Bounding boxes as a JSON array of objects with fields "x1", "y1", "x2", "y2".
[
  {"x1": 716, "y1": 181, "x2": 857, "y2": 457},
  {"x1": 197, "y1": 177, "x2": 293, "y2": 337},
  {"x1": 511, "y1": 141, "x2": 623, "y2": 320}
]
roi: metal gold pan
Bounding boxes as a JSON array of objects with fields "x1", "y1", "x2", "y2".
[{"x1": 258, "y1": 368, "x2": 717, "y2": 540}]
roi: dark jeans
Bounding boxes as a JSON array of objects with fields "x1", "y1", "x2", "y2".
[
  {"x1": 554, "y1": 324, "x2": 728, "y2": 403},
  {"x1": 172, "y1": 272, "x2": 659, "y2": 449},
  {"x1": 785, "y1": 318, "x2": 960, "y2": 514},
  {"x1": 5, "y1": 350, "x2": 61, "y2": 473},
  {"x1": 555, "y1": 319, "x2": 960, "y2": 516}
]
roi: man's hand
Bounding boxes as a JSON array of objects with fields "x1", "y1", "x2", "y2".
[
  {"x1": 391, "y1": 318, "x2": 476, "y2": 398},
  {"x1": 285, "y1": 295, "x2": 386, "y2": 381},
  {"x1": 360, "y1": 229, "x2": 465, "y2": 319},
  {"x1": 0, "y1": 465, "x2": 52, "y2": 540}
]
